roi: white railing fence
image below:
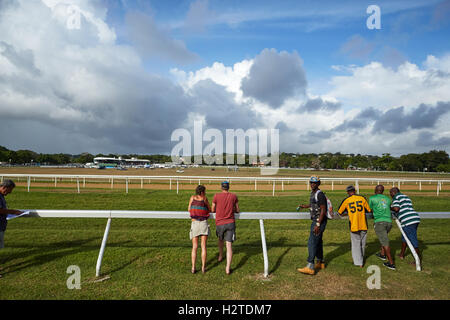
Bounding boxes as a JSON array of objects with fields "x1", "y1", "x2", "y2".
[{"x1": 20, "y1": 211, "x2": 450, "y2": 277}]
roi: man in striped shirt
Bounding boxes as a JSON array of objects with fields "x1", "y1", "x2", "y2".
[{"x1": 389, "y1": 187, "x2": 421, "y2": 263}]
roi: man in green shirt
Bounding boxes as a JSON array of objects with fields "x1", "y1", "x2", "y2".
[{"x1": 369, "y1": 185, "x2": 395, "y2": 270}]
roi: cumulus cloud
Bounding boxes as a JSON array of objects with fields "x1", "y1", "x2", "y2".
[
  {"x1": 296, "y1": 101, "x2": 450, "y2": 153},
  {"x1": 1, "y1": 0, "x2": 449, "y2": 157},
  {"x1": 297, "y1": 97, "x2": 341, "y2": 113},
  {"x1": 373, "y1": 101, "x2": 450, "y2": 134},
  {"x1": 328, "y1": 58, "x2": 450, "y2": 109},
  {"x1": 416, "y1": 131, "x2": 450, "y2": 148},
  {"x1": 0, "y1": 0, "x2": 195, "y2": 154},
  {"x1": 125, "y1": 10, "x2": 198, "y2": 64},
  {"x1": 0, "y1": 0, "x2": 264, "y2": 154},
  {"x1": 241, "y1": 48, "x2": 307, "y2": 108},
  {"x1": 188, "y1": 79, "x2": 263, "y2": 130}
]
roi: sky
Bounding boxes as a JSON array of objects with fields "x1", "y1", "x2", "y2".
[{"x1": 0, "y1": 0, "x2": 450, "y2": 157}]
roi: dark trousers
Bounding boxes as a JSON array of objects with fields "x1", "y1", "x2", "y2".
[{"x1": 307, "y1": 219, "x2": 327, "y2": 265}]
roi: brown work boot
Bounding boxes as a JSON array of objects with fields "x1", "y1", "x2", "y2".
[
  {"x1": 315, "y1": 262, "x2": 325, "y2": 270},
  {"x1": 297, "y1": 266, "x2": 315, "y2": 275}
]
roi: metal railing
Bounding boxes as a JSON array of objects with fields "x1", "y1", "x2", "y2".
[{"x1": 21, "y1": 210, "x2": 450, "y2": 277}]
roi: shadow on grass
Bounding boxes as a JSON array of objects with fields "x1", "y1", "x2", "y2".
[{"x1": 0, "y1": 237, "x2": 102, "y2": 275}]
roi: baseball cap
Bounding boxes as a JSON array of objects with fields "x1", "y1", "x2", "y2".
[
  {"x1": 346, "y1": 185, "x2": 356, "y2": 192},
  {"x1": 309, "y1": 176, "x2": 320, "y2": 183},
  {"x1": 221, "y1": 181, "x2": 230, "y2": 189}
]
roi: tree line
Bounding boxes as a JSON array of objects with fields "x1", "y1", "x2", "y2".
[
  {"x1": 0, "y1": 146, "x2": 449, "y2": 172},
  {"x1": 278, "y1": 151, "x2": 449, "y2": 172}
]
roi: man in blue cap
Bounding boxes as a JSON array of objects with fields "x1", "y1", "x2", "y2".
[
  {"x1": 297, "y1": 176, "x2": 328, "y2": 275},
  {"x1": 212, "y1": 181, "x2": 240, "y2": 275}
]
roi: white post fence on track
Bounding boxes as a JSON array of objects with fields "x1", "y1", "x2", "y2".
[
  {"x1": 2, "y1": 174, "x2": 448, "y2": 196},
  {"x1": 20, "y1": 210, "x2": 450, "y2": 278}
]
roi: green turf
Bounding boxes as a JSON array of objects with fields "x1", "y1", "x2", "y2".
[{"x1": 0, "y1": 187, "x2": 449, "y2": 299}]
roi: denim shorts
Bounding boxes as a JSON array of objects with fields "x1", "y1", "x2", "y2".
[{"x1": 401, "y1": 223, "x2": 419, "y2": 248}]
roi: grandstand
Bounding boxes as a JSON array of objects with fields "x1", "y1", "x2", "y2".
[{"x1": 93, "y1": 157, "x2": 151, "y2": 168}]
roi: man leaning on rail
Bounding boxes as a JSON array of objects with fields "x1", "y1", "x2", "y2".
[{"x1": 0, "y1": 179, "x2": 24, "y2": 278}]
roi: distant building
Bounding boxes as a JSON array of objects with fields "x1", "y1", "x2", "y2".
[{"x1": 93, "y1": 157, "x2": 150, "y2": 168}]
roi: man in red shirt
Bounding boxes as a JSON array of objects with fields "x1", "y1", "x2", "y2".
[{"x1": 212, "y1": 181, "x2": 240, "y2": 275}]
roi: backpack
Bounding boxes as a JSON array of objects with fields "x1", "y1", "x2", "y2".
[{"x1": 315, "y1": 190, "x2": 335, "y2": 219}]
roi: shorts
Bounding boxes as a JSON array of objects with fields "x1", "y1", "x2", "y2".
[
  {"x1": 401, "y1": 223, "x2": 419, "y2": 248},
  {"x1": 189, "y1": 220, "x2": 210, "y2": 240},
  {"x1": 216, "y1": 222, "x2": 236, "y2": 243},
  {"x1": 374, "y1": 221, "x2": 392, "y2": 247}
]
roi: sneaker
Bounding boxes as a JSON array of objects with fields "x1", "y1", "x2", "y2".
[
  {"x1": 383, "y1": 262, "x2": 396, "y2": 270},
  {"x1": 376, "y1": 253, "x2": 387, "y2": 261},
  {"x1": 297, "y1": 266, "x2": 315, "y2": 275}
]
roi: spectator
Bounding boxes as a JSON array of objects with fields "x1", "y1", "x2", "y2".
[
  {"x1": 0, "y1": 179, "x2": 23, "y2": 278},
  {"x1": 188, "y1": 185, "x2": 211, "y2": 274},
  {"x1": 337, "y1": 185, "x2": 371, "y2": 267},
  {"x1": 0, "y1": 179, "x2": 22, "y2": 249},
  {"x1": 390, "y1": 187, "x2": 421, "y2": 266},
  {"x1": 297, "y1": 176, "x2": 328, "y2": 275},
  {"x1": 369, "y1": 185, "x2": 395, "y2": 270},
  {"x1": 211, "y1": 181, "x2": 239, "y2": 275}
]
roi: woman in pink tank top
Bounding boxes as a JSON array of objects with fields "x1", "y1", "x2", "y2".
[{"x1": 188, "y1": 185, "x2": 211, "y2": 274}]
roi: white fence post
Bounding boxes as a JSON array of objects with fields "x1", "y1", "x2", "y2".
[
  {"x1": 96, "y1": 217, "x2": 112, "y2": 277},
  {"x1": 259, "y1": 219, "x2": 269, "y2": 278}
]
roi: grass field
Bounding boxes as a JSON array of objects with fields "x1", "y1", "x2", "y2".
[{"x1": 0, "y1": 168, "x2": 449, "y2": 300}]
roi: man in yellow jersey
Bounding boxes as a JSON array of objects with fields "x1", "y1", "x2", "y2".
[{"x1": 337, "y1": 185, "x2": 372, "y2": 267}]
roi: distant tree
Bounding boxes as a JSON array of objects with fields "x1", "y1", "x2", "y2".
[{"x1": 74, "y1": 153, "x2": 94, "y2": 164}]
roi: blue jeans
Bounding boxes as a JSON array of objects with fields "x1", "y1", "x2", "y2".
[
  {"x1": 307, "y1": 219, "x2": 327, "y2": 266},
  {"x1": 401, "y1": 223, "x2": 419, "y2": 248}
]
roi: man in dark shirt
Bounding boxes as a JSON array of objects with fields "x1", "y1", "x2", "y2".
[
  {"x1": 212, "y1": 181, "x2": 240, "y2": 275},
  {"x1": 297, "y1": 176, "x2": 328, "y2": 275}
]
